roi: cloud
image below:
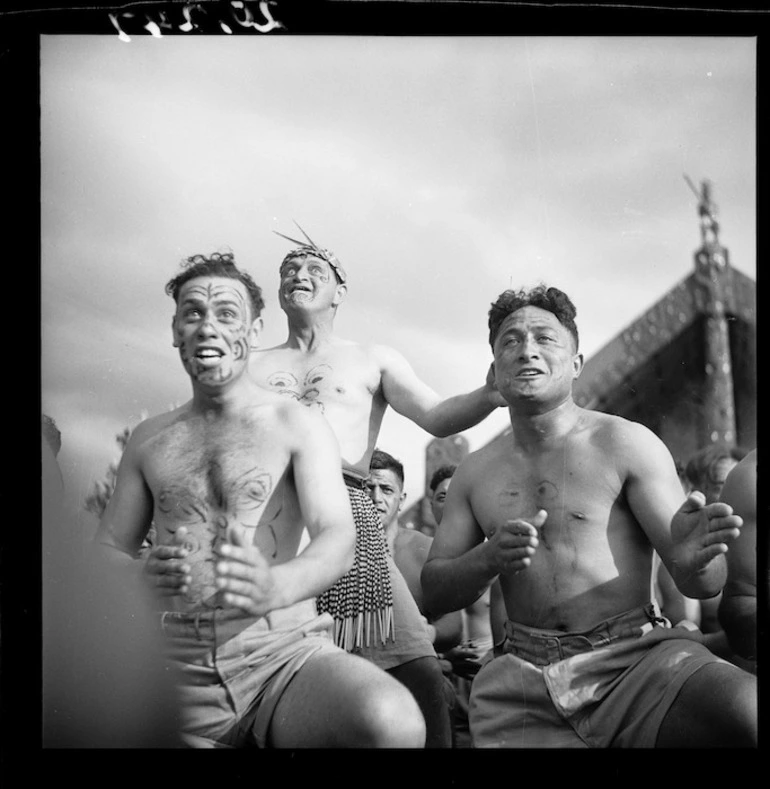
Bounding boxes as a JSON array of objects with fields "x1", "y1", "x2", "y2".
[{"x1": 40, "y1": 35, "x2": 756, "y2": 506}]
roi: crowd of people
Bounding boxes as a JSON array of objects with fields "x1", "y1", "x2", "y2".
[{"x1": 43, "y1": 231, "x2": 759, "y2": 749}]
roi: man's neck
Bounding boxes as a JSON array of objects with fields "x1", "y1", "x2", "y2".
[
  {"x1": 508, "y1": 396, "x2": 582, "y2": 450},
  {"x1": 383, "y1": 518, "x2": 399, "y2": 554},
  {"x1": 190, "y1": 377, "x2": 253, "y2": 415},
  {"x1": 285, "y1": 311, "x2": 337, "y2": 352}
]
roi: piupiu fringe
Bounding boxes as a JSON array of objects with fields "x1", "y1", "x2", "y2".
[{"x1": 316, "y1": 481, "x2": 394, "y2": 651}]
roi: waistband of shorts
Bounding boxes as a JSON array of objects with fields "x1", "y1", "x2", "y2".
[
  {"x1": 502, "y1": 602, "x2": 669, "y2": 666},
  {"x1": 157, "y1": 607, "x2": 244, "y2": 639},
  {"x1": 342, "y1": 469, "x2": 369, "y2": 489}
]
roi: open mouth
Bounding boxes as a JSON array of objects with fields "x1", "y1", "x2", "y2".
[
  {"x1": 195, "y1": 348, "x2": 225, "y2": 364},
  {"x1": 517, "y1": 369, "x2": 543, "y2": 378}
]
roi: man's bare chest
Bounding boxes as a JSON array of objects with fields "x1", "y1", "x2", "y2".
[
  {"x1": 143, "y1": 421, "x2": 287, "y2": 520},
  {"x1": 471, "y1": 457, "x2": 622, "y2": 546},
  {"x1": 253, "y1": 353, "x2": 380, "y2": 409}
]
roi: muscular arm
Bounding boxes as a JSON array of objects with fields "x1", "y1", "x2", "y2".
[
  {"x1": 247, "y1": 405, "x2": 356, "y2": 612},
  {"x1": 421, "y1": 464, "x2": 502, "y2": 616},
  {"x1": 623, "y1": 422, "x2": 740, "y2": 599},
  {"x1": 95, "y1": 422, "x2": 155, "y2": 566},
  {"x1": 377, "y1": 345, "x2": 502, "y2": 437},
  {"x1": 718, "y1": 450, "x2": 757, "y2": 661}
]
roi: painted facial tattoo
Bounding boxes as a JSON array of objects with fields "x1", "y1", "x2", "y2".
[
  {"x1": 430, "y1": 477, "x2": 452, "y2": 526},
  {"x1": 493, "y1": 306, "x2": 576, "y2": 401},
  {"x1": 174, "y1": 277, "x2": 253, "y2": 386},
  {"x1": 279, "y1": 255, "x2": 334, "y2": 307},
  {"x1": 366, "y1": 469, "x2": 404, "y2": 530}
]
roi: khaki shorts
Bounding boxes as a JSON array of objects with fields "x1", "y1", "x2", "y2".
[
  {"x1": 470, "y1": 603, "x2": 727, "y2": 748},
  {"x1": 161, "y1": 600, "x2": 341, "y2": 748}
]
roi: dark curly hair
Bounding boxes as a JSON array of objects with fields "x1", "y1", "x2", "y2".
[
  {"x1": 429, "y1": 464, "x2": 457, "y2": 493},
  {"x1": 369, "y1": 448, "x2": 405, "y2": 488},
  {"x1": 165, "y1": 252, "x2": 265, "y2": 319},
  {"x1": 488, "y1": 285, "x2": 579, "y2": 351}
]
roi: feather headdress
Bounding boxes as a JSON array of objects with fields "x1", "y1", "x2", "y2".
[{"x1": 274, "y1": 221, "x2": 347, "y2": 283}]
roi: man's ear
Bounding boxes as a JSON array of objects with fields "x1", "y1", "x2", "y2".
[
  {"x1": 249, "y1": 316, "x2": 264, "y2": 350},
  {"x1": 171, "y1": 315, "x2": 180, "y2": 348},
  {"x1": 332, "y1": 283, "x2": 347, "y2": 307},
  {"x1": 398, "y1": 491, "x2": 407, "y2": 512},
  {"x1": 572, "y1": 353, "x2": 584, "y2": 379}
]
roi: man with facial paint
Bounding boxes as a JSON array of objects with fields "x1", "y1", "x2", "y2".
[
  {"x1": 247, "y1": 225, "x2": 505, "y2": 748},
  {"x1": 421, "y1": 284, "x2": 757, "y2": 748},
  {"x1": 96, "y1": 252, "x2": 426, "y2": 748}
]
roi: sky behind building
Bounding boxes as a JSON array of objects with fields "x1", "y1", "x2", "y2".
[{"x1": 40, "y1": 34, "x2": 756, "y2": 519}]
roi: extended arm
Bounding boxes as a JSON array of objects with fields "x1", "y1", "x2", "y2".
[
  {"x1": 718, "y1": 451, "x2": 757, "y2": 661},
  {"x1": 624, "y1": 423, "x2": 742, "y2": 599},
  {"x1": 378, "y1": 345, "x2": 503, "y2": 437},
  {"x1": 421, "y1": 462, "x2": 540, "y2": 617}
]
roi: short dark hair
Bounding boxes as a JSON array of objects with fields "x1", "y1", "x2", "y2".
[
  {"x1": 370, "y1": 448, "x2": 404, "y2": 488},
  {"x1": 165, "y1": 252, "x2": 265, "y2": 319},
  {"x1": 429, "y1": 464, "x2": 457, "y2": 493},
  {"x1": 488, "y1": 285, "x2": 579, "y2": 351}
]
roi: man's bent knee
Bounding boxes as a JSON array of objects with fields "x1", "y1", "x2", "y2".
[{"x1": 357, "y1": 679, "x2": 426, "y2": 747}]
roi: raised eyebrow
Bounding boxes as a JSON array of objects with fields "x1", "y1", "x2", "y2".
[
  {"x1": 212, "y1": 298, "x2": 244, "y2": 310},
  {"x1": 179, "y1": 296, "x2": 205, "y2": 309}
]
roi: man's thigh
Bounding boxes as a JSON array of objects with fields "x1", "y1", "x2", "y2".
[
  {"x1": 656, "y1": 661, "x2": 758, "y2": 747},
  {"x1": 267, "y1": 649, "x2": 421, "y2": 748}
]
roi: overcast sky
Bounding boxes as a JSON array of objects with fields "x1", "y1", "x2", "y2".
[{"x1": 40, "y1": 34, "x2": 756, "y2": 523}]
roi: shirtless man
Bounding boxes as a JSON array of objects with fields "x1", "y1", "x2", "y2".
[
  {"x1": 718, "y1": 449, "x2": 759, "y2": 670},
  {"x1": 430, "y1": 465, "x2": 500, "y2": 672},
  {"x1": 367, "y1": 450, "x2": 463, "y2": 654},
  {"x1": 97, "y1": 252, "x2": 426, "y2": 748},
  {"x1": 247, "y1": 226, "x2": 503, "y2": 748},
  {"x1": 366, "y1": 449, "x2": 463, "y2": 747},
  {"x1": 421, "y1": 284, "x2": 757, "y2": 748}
]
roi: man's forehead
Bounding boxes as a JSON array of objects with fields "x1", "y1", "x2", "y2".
[
  {"x1": 280, "y1": 253, "x2": 329, "y2": 270},
  {"x1": 369, "y1": 468, "x2": 402, "y2": 488},
  {"x1": 498, "y1": 306, "x2": 563, "y2": 331},
  {"x1": 179, "y1": 276, "x2": 248, "y2": 301}
]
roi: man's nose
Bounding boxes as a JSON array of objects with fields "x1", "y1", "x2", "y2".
[
  {"x1": 518, "y1": 336, "x2": 539, "y2": 359},
  {"x1": 197, "y1": 316, "x2": 217, "y2": 336},
  {"x1": 369, "y1": 486, "x2": 382, "y2": 502}
]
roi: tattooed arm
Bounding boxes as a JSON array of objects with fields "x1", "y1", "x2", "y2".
[{"x1": 216, "y1": 403, "x2": 356, "y2": 616}]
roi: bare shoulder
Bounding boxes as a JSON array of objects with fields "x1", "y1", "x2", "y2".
[
  {"x1": 580, "y1": 411, "x2": 676, "y2": 487},
  {"x1": 128, "y1": 403, "x2": 191, "y2": 447},
  {"x1": 720, "y1": 449, "x2": 757, "y2": 518},
  {"x1": 468, "y1": 430, "x2": 515, "y2": 464},
  {"x1": 398, "y1": 526, "x2": 433, "y2": 552},
  {"x1": 583, "y1": 409, "x2": 662, "y2": 450},
  {"x1": 448, "y1": 437, "x2": 506, "y2": 488},
  {"x1": 368, "y1": 341, "x2": 410, "y2": 370}
]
